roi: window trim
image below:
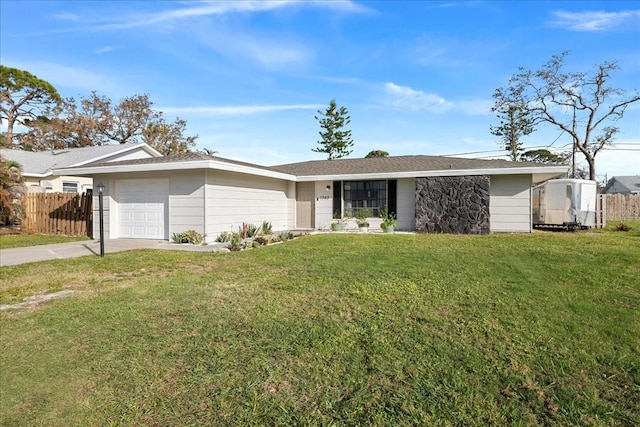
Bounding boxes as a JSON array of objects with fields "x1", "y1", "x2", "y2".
[
  {"x1": 62, "y1": 181, "x2": 79, "y2": 193},
  {"x1": 343, "y1": 179, "x2": 387, "y2": 217}
]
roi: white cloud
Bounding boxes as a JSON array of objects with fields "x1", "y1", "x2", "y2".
[
  {"x1": 382, "y1": 82, "x2": 491, "y2": 116},
  {"x1": 160, "y1": 104, "x2": 321, "y2": 116},
  {"x1": 93, "y1": 46, "x2": 116, "y2": 55},
  {"x1": 225, "y1": 32, "x2": 313, "y2": 70},
  {"x1": 457, "y1": 99, "x2": 493, "y2": 116},
  {"x1": 384, "y1": 82, "x2": 453, "y2": 113},
  {"x1": 550, "y1": 10, "x2": 640, "y2": 31},
  {"x1": 43, "y1": 1, "x2": 371, "y2": 33},
  {"x1": 4, "y1": 60, "x2": 124, "y2": 95},
  {"x1": 310, "y1": 75, "x2": 365, "y2": 85}
]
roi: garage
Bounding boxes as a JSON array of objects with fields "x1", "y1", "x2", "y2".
[{"x1": 116, "y1": 179, "x2": 168, "y2": 239}]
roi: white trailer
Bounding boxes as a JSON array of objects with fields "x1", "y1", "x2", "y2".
[{"x1": 532, "y1": 179, "x2": 597, "y2": 230}]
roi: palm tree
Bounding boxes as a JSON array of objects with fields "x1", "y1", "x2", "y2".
[{"x1": 0, "y1": 156, "x2": 25, "y2": 225}]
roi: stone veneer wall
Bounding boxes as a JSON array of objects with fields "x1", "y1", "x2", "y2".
[{"x1": 415, "y1": 176, "x2": 490, "y2": 234}]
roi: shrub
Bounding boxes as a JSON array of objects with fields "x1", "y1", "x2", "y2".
[
  {"x1": 229, "y1": 233, "x2": 244, "y2": 251},
  {"x1": 254, "y1": 236, "x2": 270, "y2": 246},
  {"x1": 260, "y1": 220, "x2": 273, "y2": 235},
  {"x1": 278, "y1": 232, "x2": 290, "y2": 241},
  {"x1": 247, "y1": 223, "x2": 259, "y2": 238},
  {"x1": 215, "y1": 231, "x2": 233, "y2": 243},
  {"x1": 171, "y1": 230, "x2": 203, "y2": 245},
  {"x1": 615, "y1": 222, "x2": 633, "y2": 232}
]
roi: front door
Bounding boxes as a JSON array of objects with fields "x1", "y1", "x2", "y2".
[{"x1": 296, "y1": 182, "x2": 315, "y2": 229}]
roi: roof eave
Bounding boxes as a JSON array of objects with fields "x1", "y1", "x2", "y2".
[
  {"x1": 67, "y1": 143, "x2": 163, "y2": 168},
  {"x1": 295, "y1": 165, "x2": 570, "y2": 181},
  {"x1": 22, "y1": 172, "x2": 53, "y2": 179},
  {"x1": 54, "y1": 159, "x2": 297, "y2": 181}
]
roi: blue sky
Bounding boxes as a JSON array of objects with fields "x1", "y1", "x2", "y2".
[{"x1": 1, "y1": 0, "x2": 639, "y2": 181}]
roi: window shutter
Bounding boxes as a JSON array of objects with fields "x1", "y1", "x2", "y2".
[
  {"x1": 333, "y1": 181, "x2": 342, "y2": 217},
  {"x1": 387, "y1": 180, "x2": 397, "y2": 215}
]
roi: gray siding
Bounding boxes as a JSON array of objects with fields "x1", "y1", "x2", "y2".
[
  {"x1": 92, "y1": 178, "x2": 114, "y2": 239},
  {"x1": 396, "y1": 178, "x2": 416, "y2": 230},
  {"x1": 314, "y1": 180, "x2": 334, "y2": 229},
  {"x1": 169, "y1": 171, "x2": 206, "y2": 238},
  {"x1": 490, "y1": 174, "x2": 532, "y2": 232},
  {"x1": 206, "y1": 170, "x2": 294, "y2": 238}
]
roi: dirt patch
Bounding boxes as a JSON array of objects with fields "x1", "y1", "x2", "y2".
[{"x1": 0, "y1": 290, "x2": 77, "y2": 311}]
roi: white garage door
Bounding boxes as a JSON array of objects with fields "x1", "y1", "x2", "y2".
[{"x1": 117, "y1": 179, "x2": 168, "y2": 239}]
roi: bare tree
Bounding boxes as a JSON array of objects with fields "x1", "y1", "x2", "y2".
[
  {"x1": 102, "y1": 94, "x2": 161, "y2": 144},
  {"x1": 18, "y1": 91, "x2": 197, "y2": 150},
  {"x1": 493, "y1": 52, "x2": 640, "y2": 180},
  {"x1": 142, "y1": 117, "x2": 198, "y2": 155}
]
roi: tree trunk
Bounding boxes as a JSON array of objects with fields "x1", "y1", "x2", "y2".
[{"x1": 586, "y1": 156, "x2": 596, "y2": 181}]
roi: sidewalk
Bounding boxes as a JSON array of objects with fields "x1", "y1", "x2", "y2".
[{"x1": 0, "y1": 239, "x2": 226, "y2": 267}]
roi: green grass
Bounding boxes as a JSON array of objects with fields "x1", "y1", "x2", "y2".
[
  {"x1": 0, "y1": 233, "x2": 90, "y2": 249},
  {"x1": 1, "y1": 230, "x2": 638, "y2": 426},
  {"x1": 592, "y1": 219, "x2": 640, "y2": 236}
]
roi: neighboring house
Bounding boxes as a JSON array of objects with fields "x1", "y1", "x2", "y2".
[
  {"x1": 0, "y1": 143, "x2": 162, "y2": 194},
  {"x1": 54, "y1": 147, "x2": 568, "y2": 241},
  {"x1": 602, "y1": 176, "x2": 640, "y2": 195}
]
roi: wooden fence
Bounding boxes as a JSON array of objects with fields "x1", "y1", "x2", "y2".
[
  {"x1": 22, "y1": 191, "x2": 93, "y2": 237},
  {"x1": 599, "y1": 193, "x2": 640, "y2": 221}
]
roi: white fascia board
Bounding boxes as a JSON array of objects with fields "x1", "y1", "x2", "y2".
[
  {"x1": 295, "y1": 165, "x2": 569, "y2": 182},
  {"x1": 68, "y1": 143, "x2": 163, "y2": 168},
  {"x1": 22, "y1": 171, "x2": 53, "y2": 179},
  {"x1": 54, "y1": 160, "x2": 297, "y2": 181},
  {"x1": 206, "y1": 160, "x2": 296, "y2": 180}
]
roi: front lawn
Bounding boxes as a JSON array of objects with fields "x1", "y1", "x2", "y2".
[
  {"x1": 1, "y1": 231, "x2": 638, "y2": 426},
  {"x1": 0, "y1": 233, "x2": 90, "y2": 249}
]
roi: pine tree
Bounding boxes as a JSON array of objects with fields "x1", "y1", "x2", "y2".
[
  {"x1": 490, "y1": 103, "x2": 535, "y2": 161},
  {"x1": 312, "y1": 99, "x2": 353, "y2": 160}
]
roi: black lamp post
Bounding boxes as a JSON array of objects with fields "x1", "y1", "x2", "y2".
[{"x1": 97, "y1": 182, "x2": 105, "y2": 258}]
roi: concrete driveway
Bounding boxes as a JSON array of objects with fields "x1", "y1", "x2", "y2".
[{"x1": 0, "y1": 239, "x2": 226, "y2": 267}]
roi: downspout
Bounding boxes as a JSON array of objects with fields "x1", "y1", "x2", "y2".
[{"x1": 203, "y1": 169, "x2": 209, "y2": 243}]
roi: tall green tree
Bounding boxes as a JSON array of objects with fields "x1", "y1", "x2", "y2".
[
  {"x1": 490, "y1": 103, "x2": 535, "y2": 161},
  {"x1": 520, "y1": 149, "x2": 567, "y2": 164},
  {"x1": 0, "y1": 66, "x2": 61, "y2": 147},
  {"x1": 312, "y1": 99, "x2": 353, "y2": 160},
  {"x1": 493, "y1": 51, "x2": 640, "y2": 180}
]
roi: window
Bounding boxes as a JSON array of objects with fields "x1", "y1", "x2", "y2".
[
  {"x1": 62, "y1": 181, "x2": 78, "y2": 193},
  {"x1": 344, "y1": 180, "x2": 386, "y2": 217}
]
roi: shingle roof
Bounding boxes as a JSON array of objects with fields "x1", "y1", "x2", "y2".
[
  {"x1": 0, "y1": 144, "x2": 148, "y2": 175},
  {"x1": 88, "y1": 151, "x2": 212, "y2": 166},
  {"x1": 87, "y1": 151, "x2": 279, "y2": 173},
  {"x1": 604, "y1": 175, "x2": 640, "y2": 193},
  {"x1": 271, "y1": 155, "x2": 548, "y2": 176}
]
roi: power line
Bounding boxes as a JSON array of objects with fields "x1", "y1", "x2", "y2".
[{"x1": 441, "y1": 142, "x2": 640, "y2": 158}]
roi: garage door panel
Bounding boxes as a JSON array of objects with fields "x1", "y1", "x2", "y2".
[{"x1": 117, "y1": 179, "x2": 168, "y2": 239}]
